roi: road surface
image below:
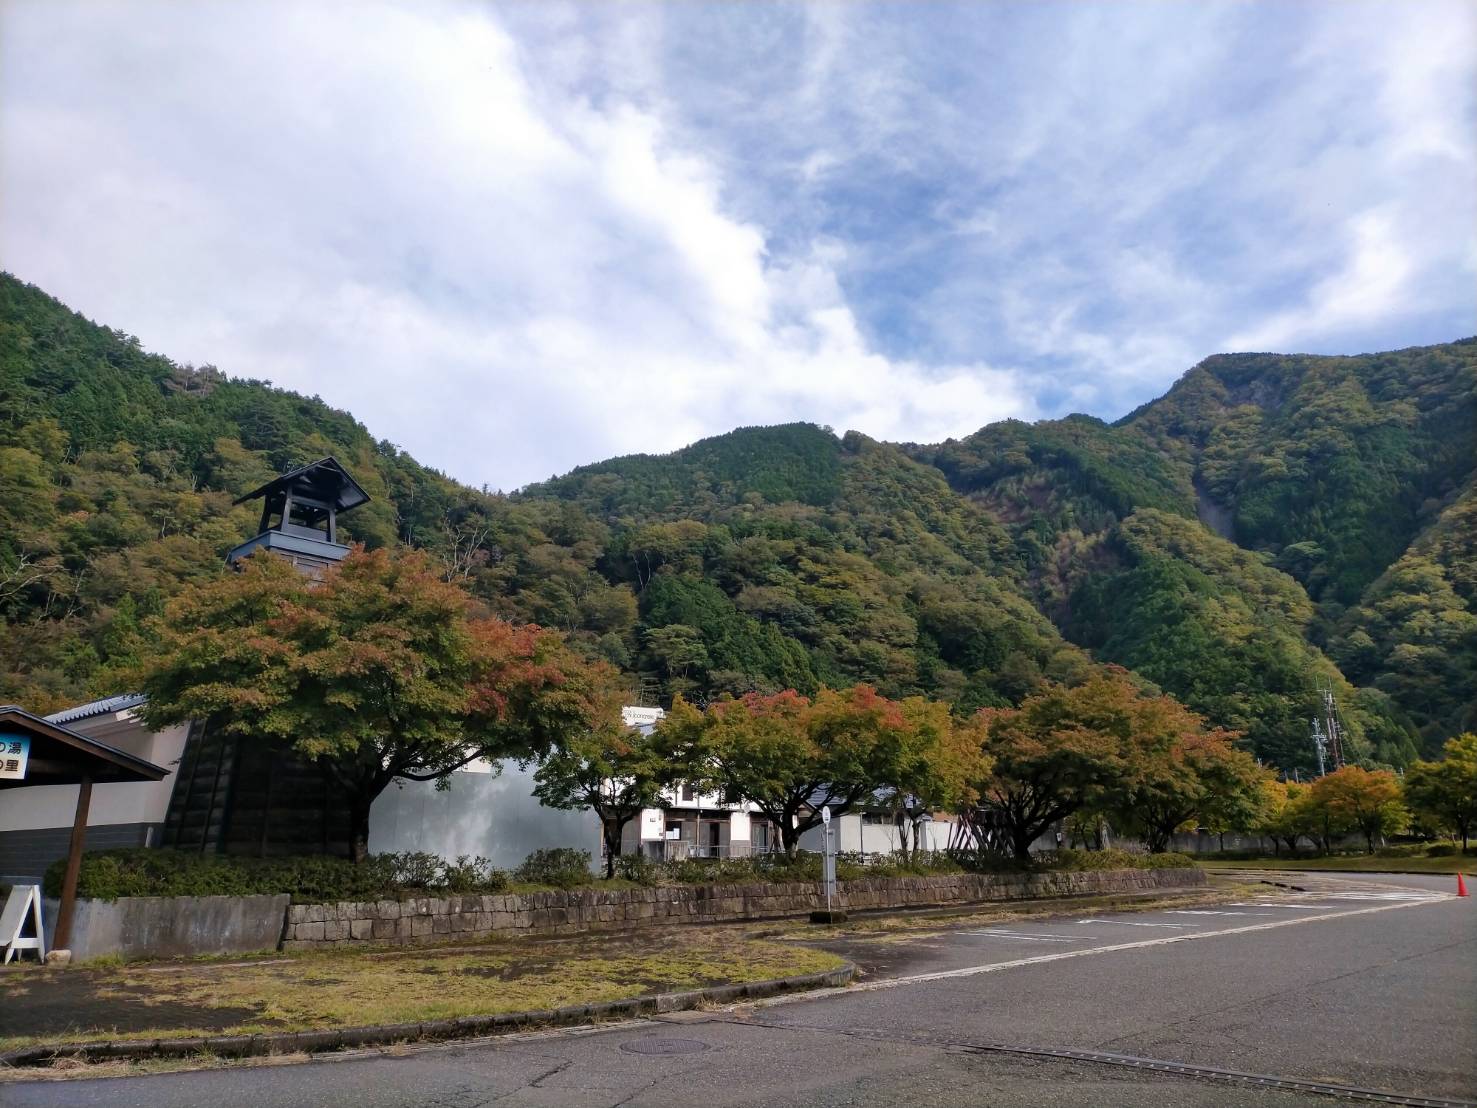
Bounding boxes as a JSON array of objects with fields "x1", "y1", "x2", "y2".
[{"x1": 4, "y1": 872, "x2": 1472, "y2": 1107}]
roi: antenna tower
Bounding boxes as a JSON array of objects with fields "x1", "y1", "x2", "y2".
[
  {"x1": 1319, "y1": 681, "x2": 1345, "y2": 770},
  {"x1": 1310, "y1": 717, "x2": 1328, "y2": 777}
]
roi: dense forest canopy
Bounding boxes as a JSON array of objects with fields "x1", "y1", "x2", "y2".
[{"x1": 2, "y1": 272, "x2": 1473, "y2": 773}]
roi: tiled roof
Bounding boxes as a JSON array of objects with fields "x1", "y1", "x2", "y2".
[{"x1": 44, "y1": 693, "x2": 148, "y2": 725}]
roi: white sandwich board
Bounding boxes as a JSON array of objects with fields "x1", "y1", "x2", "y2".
[{"x1": 1, "y1": 884, "x2": 46, "y2": 963}]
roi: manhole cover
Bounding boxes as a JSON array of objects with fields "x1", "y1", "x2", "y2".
[{"x1": 620, "y1": 1038, "x2": 711, "y2": 1056}]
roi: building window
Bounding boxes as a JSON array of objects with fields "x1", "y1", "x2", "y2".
[{"x1": 680, "y1": 783, "x2": 695, "y2": 803}]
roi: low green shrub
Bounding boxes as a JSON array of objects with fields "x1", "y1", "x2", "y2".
[
  {"x1": 612, "y1": 853, "x2": 663, "y2": 886},
  {"x1": 1376, "y1": 842, "x2": 1431, "y2": 858},
  {"x1": 1425, "y1": 842, "x2": 1460, "y2": 857},
  {"x1": 514, "y1": 847, "x2": 593, "y2": 889},
  {"x1": 853, "y1": 851, "x2": 966, "y2": 878},
  {"x1": 43, "y1": 848, "x2": 508, "y2": 903}
]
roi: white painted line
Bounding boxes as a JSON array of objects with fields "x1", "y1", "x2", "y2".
[
  {"x1": 963, "y1": 929, "x2": 1086, "y2": 942},
  {"x1": 1320, "y1": 892, "x2": 1437, "y2": 901},
  {"x1": 828, "y1": 897, "x2": 1454, "y2": 997},
  {"x1": 1166, "y1": 909, "x2": 1261, "y2": 916},
  {"x1": 1077, "y1": 918, "x2": 1191, "y2": 929}
]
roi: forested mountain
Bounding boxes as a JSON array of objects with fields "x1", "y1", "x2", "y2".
[{"x1": 2, "y1": 272, "x2": 1473, "y2": 774}]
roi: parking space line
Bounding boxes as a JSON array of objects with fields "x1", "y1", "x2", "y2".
[
  {"x1": 1076, "y1": 918, "x2": 1191, "y2": 928},
  {"x1": 821, "y1": 897, "x2": 1452, "y2": 997}
]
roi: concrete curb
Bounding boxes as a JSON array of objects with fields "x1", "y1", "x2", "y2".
[{"x1": 0, "y1": 964, "x2": 855, "y2": 1069}]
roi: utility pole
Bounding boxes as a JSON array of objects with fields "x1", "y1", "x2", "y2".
[
  {"x1": 1321, "y1": 682, "x2": 1345, "y2": 769},
  {"x1": 1311, "y1": 717, "x2": 1328, "y2": 778}
]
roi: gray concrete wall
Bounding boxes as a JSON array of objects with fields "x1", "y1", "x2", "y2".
[
  {"x1": 368, "y1": 762, "x2": 601, "y2": 871},
  {"x1": 42, "y1": 893, "x2": 290, "y2": 961}
]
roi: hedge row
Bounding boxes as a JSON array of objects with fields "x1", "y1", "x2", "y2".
[
  {"x1": 46, "y1": 846, "x2": 1194, "y2": 902},
  {"x1": 43, "y1": 850, "x2": 511, "y2": 904}
]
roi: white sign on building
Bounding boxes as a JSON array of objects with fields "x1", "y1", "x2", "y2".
[{"x1": 0, "y1": 734, "x2": 29, "y2": 781}]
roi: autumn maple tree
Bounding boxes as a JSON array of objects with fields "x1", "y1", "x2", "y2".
[
  {"x1": 966, "y1": 670, "x2": 1139, "y2": 860},
  {"x1": 137, "y1": 547, "x2": 616, "y2": 861},
  {"x1": 1108, "y1": 695, "x2": 1265, "y2": 853},
  {"x1": 1308, "y1": 765, "x2": 1408, "y2": 854}
]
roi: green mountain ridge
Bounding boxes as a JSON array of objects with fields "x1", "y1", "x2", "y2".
[{"x1": 3, "y1": 272, "x2": 1473, "y2": 772}]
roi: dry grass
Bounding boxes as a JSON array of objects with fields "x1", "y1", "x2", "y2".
[{"x1": 0, "y1": 928, "x2": 842, "y2": 1052}]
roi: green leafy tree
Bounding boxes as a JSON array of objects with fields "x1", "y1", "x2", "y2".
[
  {"x1": 869, "y1": 696, "x2": 986, "y2": 860},
  {"x1": 658, "y1": 684, "x2": 911, "y2": 856},
  {"x1": 1404, "y1": 734, "x2": 1477, "y2": 849},
  {"x1": 533, "y1": 710, "x2": 667, "y2": 878},
  {"x1": 137, "y1": 547, "x2": 612, "y2": 860}
]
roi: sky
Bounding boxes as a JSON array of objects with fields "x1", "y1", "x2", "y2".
[{"x1": 2, "y1": 1, "x2": 1474, "y2": 491}]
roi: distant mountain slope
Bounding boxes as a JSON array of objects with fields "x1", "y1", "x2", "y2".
[
  {"x1": 1122, "y1": 344, "x2": 1477, "y2": 607},
  {"x1": 1332, "y1": 482, "x2": 1477, "y2": 741},
  {"x1": 523, "y1": 427, "x2": 1085, "y2": 710},
  {"x1": 2, "y1": 271, "x2": 1472, "y2": 771},
  {"x1": 1062, "y1": 509, "x2": 1418, "y2": 769}
]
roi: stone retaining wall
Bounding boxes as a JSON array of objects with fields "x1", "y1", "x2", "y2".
[{"x1": 280, "y1": 867, "x2": 1203, "y2": 951}]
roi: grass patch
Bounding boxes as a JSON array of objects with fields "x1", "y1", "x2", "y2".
[
  {"x1": 1199, "y1": 855, "x2": 1472, "y2": 874},
  {"x1": 0, "y1": 928, "x2": 842, "y2": 1052}
]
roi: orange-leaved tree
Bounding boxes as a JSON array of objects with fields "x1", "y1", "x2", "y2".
[
  {"x1": 1108, "y1": 691, "x2": 1264, "y2": 853},
  {"x1": 1308, "y1": 765, "x2": 1407, "y2": 854},
  {"x1": 138, "y1": 547, "x2": 616, "y2": 861},
  {"x1": 966, "y1": 671, "x2": 1140, "y2": 860}
]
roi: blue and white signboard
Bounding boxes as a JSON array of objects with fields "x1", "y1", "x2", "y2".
[{"x1": 0, "y1": 733, "x2": 30, "y2": 781}]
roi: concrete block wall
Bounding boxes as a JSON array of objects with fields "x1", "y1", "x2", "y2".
[
  {"x1": 42, "y1": 893, "x2": 290, "y2": 961},
  {"x1": 279, "y1": 867, "x2": 1204, "y2": 952}
]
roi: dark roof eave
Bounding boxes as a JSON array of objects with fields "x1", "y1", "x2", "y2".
[
  {"x1": 0, "y1": 705, "x2": 169, "y2": 784},
  {"x1": 232, "y1": 455, "x2": 371, "y2": 511}
]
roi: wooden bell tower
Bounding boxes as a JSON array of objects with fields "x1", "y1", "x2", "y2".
[{"x1": 227, "y1": 456, "x2": 370, "y2": 573}]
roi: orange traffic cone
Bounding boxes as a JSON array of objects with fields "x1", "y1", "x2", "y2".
[{"x1": 1458, "y1": 873, "x2": 1469, "y2": 898}]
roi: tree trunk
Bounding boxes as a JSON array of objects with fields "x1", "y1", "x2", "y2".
[
  {"x1": 348, "y1": 798, "x2": 372, "y2": 864},
  {"x1": 781, "y1": 819, "x2": 803, "y2": 858},
  {"x1": 603, "y1": 818, "x2": 623, "y2": 879},
  {"x1": 1011, "y1": 824, "x2": 1035, "y2": 861}
]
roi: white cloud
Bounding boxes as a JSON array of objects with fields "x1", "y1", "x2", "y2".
[
  {"x1": 0, "y1": 0, "x2": 1472, "y2": 492},
  {"x1": 0, "y1": 0, "x2": 1033, "y2": 490}
]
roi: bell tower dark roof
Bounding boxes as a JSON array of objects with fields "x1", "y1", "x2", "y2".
[
  {"x1": 227, "y1": 456, "x2": 371, "y2": 573},
  {"x1": 233, "y1": 456, "x2": 370, "y2": 512}
]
